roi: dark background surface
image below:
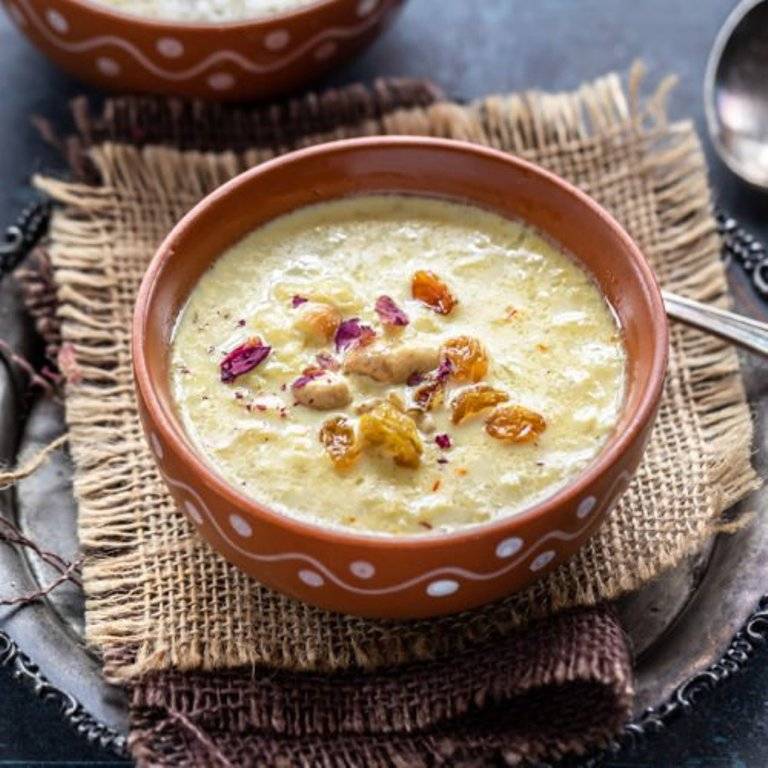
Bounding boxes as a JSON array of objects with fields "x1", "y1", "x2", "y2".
[{"x1": 2, "y1": 1, "x2": 768, "y2": 766}]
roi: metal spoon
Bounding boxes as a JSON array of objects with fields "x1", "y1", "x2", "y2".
[
  {"x1": 663, "y1": 290, "x2": 768, "y2": 357},
  {"x1": 705, "y1": 0, "x2": 768, "y2": 188}
]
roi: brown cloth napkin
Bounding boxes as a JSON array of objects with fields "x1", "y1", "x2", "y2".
[
  {"x1": 128, "y1": 607, "x2": 631, "y2": 767},
  {"x1": 26, "y1": 66, "x2": 758, "y2": 765}
]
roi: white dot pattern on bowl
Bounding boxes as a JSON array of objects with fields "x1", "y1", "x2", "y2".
[
  {"x1": 357, "y1": 0, "x2": 379, "y2": 17},
  {"x1": 530, "y1": 550, "x2": 556, "y2": 572},
  {"x1": 96, "y1": 56, "x2": 121, "y2": 77},
  {"x1": 208, "y1": 72, "x2": 235, "y2": 91},
  {"x1": 426, "y1": 579, "x2": 459, "y2": 597},
  {"x1": 299, "y1": 569, "x2": 324, "y2": 587},
  {"x1": 228, "y1": 513, "x2": 252, "y2": 538},
  {"x1": 149, "y1": 433, "x2": 164, "y2": 459},
  {"x1": 349, "y1": 561, "x2": 375, "y2": 579},
  {"x1": 576, "y1": 495, "x2": 597, "y2": 519},
  {"x1": 495, "y1": 536, "x2": 523, "y2": 559},
  {"x1": 264, "y1": 29, "x2": 290, "y2": 51},
  {"x1": 156, "y1": 37, "x2": 184, "y2": 58},
  {"x1": 8, "y1": 3, "x2": 26, "y2": 27},
  {"x1": 184, "y1": 500, "x2": 203, "y2": 525},
  {"x1": 46, "y1": 8, "x2": 68, "y2": 33},
  {"x1": 314, "y1": 41, "x2": 338, "y2": 61}
]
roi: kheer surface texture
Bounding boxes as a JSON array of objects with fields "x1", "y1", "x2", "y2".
[
  {"x1": 86, "y1": 0, "x2": 316, "y2": 22},
  {"x1": 171, "y1": 196, "x2": 626, "y2": 534}
]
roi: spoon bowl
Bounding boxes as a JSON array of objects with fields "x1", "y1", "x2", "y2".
[{"x1": 705, "y1": 0, "x2": 768, "y2": 189}]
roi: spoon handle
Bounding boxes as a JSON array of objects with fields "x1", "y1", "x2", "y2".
[{"x1": 662, "y1": 290, "x2": 768, "y2": 358}]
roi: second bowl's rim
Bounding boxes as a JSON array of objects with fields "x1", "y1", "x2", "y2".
[
  {"x1": 133, "y1": 136, "x2": 669, "y2": 551},
  {"x1": 48, "y1": 0, "x2": 347, "y2": 32}
]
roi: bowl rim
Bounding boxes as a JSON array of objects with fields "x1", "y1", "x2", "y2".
[
  {"x1": 46, "y1": 0, "x2": 347, "y2": 32},
  {"x1": 133, "y1": 136, "x2": 669, "y2": 550}
]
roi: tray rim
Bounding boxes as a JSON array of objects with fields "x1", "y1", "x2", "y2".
[
  {"x1": 2, "y1": 594, "x2": 767, "y2": 760},
  {"x1": 0, "y1": 631, "x2": 128, "y2": 755}
]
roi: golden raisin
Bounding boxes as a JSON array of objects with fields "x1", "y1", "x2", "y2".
[
  {"x1": 411, "y1": 270, "x2": 458, "y2": 315},
  {"x1": 442, "y1": 336, "x2": 489, "y2": 383},
  {"x1": 451, "y1": 385, "x2": 509, "y2": 424},
  {"x1": 485, "y1": 405, "x2": 546, "y2": 443},
  {"x1": 319, "y1": 416, "x2": 360, "y2": 470},
  {"x1": 359, "y1": 401, "x2": 423, "y2": 469},
  {"x1": 412, "y1": 379, "x2": 445, "y2": 412}
]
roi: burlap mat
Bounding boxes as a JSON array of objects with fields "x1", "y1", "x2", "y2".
[{"x1": 34, "y1": 65, "x2": 758, "y2": 684}]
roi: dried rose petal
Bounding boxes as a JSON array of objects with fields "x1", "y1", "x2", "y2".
[
  {"x1": 220, "y1": 338, "x2": 271, "y2": 383},
  {"x1": 406, "y1": 371, "x2": 425, "y2": 386},
  {"x1": 291, "y1": 367, "x2": 326, "y2": 390},
  {"x1": 435, "y1": 357, "x2": 454, "y2": 384},
  {"x1": 291, "y1": 295, "x2": 308, "y2": 308},
  {"x1": 375, "y1": 295, "x2": 409, "y2": 327},
  {"x1": 358, "y1": 326, "x2": 376, "y2": 346},
  {"x1": 435, "y1": 433, "x2": 452, "y2": 450},
  {"x1": 411, "y1": 357, "x2": 453, "y2": 411},
  {"x1": 334, "y1": 318, "x2": 376, "y2": 352},
  {"x1": 316, "y1": 351, "x2": 341, "y2": 371}
]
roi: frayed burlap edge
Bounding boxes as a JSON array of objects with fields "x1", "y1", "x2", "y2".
[{"x1": 34, "y1": 63, "x2": 760, "y2": 680}]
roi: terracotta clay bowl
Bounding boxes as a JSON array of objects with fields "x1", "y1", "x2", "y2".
[
  {"x1": 2, "y1": 0, "x2": 404, "y2": 100},
  {"x1": 133, "y1": 137, "x2": 669, "y2": 619}
]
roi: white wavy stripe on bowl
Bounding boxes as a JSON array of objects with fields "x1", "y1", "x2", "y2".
[
  {"x1": 155, "y1": 441, "x2": 631, "y2": 598},
  {"x1": 10, "y1": 0, "x2": 392, "y2": 84}
]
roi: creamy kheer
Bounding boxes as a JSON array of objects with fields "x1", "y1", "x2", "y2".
[
  {"x1": 88, "y1": 0, "x2": 316, "y2": 22},
  {"x1": 171, "y1": 196, "x2": 626, "y2": 535}
]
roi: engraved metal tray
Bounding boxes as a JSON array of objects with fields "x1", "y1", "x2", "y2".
[{"x1": 0, "y1": 207, "x2": 766, "y2": 763}]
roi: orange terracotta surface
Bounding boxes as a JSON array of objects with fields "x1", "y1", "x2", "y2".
[
  {"x1": 3, "y1": 0, "x2": 404, "y2": 100},
  {"x1": 133, "y1": 137, "x2": 669, "y2": 618}
]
